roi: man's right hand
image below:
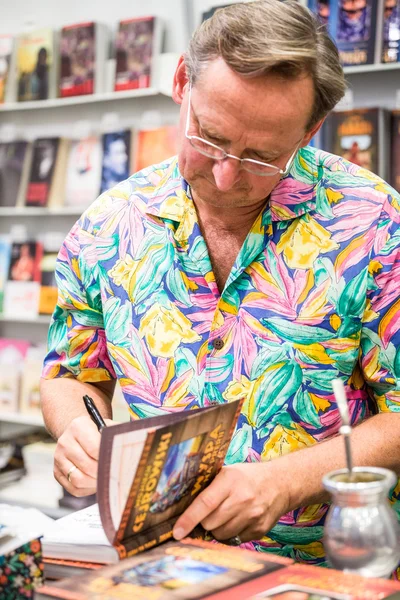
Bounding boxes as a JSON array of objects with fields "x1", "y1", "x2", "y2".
[{"x1": 53, "y1": 415, "x2": 114, "y2": 497}]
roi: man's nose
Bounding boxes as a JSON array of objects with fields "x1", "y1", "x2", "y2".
[{"x1": 212, "y1": 157, "x2": 242, "y2": 191}]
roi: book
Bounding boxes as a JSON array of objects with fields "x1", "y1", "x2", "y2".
[
  {"x1": 321, "y1": 107, "x2": 390, "y2": 180},
  {"x1": 0, "y1": 35, "x2": 14, "y2": 103},
  {"x1": 100, "y1": 129, "x2": 133, "y2": 194},
  {"x1": 134, "y1": 125, "x2": 178, "y2": 172},
  {"x1": 327, "y1": 0, "x2": 380, "y2": 66},
  {"x1": 308, "y1": 0, "x2": 330, "y2": 26},
  {"x1": 114, "y1": 16, "x2": 161, "y2": 91},
  {"x1": 43, "y1": 557, "x2": 104, "y2": 581},
  {"x1": 64, "y1": 136, "x2": 102, "y2": 207},
  {"x1": 0, "y1": 141, "x2": 32, "y2": 207},
  {"x1": 19, "y1": 345, "x2": 46, "y2": 414},
  {"x1": 0, "y1": 338, "x2": 30, "y2": 413},
  {"x1": 38, "y1": 249, "x2": 58, "y2": 315},
  {"x1": 381, "y1": 0, "x2": 400, "y2": 62},
  {"x1": 42, "y1": 400, "x2": 242, "y2": 563},
  {"x1": 3, "y1": 240, "x2": 43, "y2": 318},
  {"x1": 16, "y1": 27, "x2": 55, "y2": 101},
  {"x1": 36, "y1": 537, "x2": 291, "y2": 600},
  {"x1": 0, "y1": 236, "x2": 11, "y2": 313},
  {"x1": 25, "y1": 137, "x2": 60, "y2": 207},
  {"x1": 391, "y1": 110, "x2": 400, "y2": 191},
  {"x1": 59, "y1": 22, "x2": 108, "y2": 97},
  {"x1": 7, "y1": 240, "x2": 43, "y2": 283}
]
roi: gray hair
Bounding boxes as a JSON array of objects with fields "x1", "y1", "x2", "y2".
[{"x1": 185, "y1": 0, "x2": 346, "y2": 130}]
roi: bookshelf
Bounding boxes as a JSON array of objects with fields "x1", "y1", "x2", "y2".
[
  {"x1": 0, "y1": 411, "x2": 45, "y2": 426},
  {"x1": 0, "y1": 315, "x2": 50, "y2": 324}
]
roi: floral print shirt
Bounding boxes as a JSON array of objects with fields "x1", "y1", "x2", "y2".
[{"x1": 43, "y1": 147, "x2": 400, "y2": 570}]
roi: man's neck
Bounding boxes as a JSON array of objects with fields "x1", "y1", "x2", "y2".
[{"x1": 192, "y1": 193, "x2": 268, "y2": 233}]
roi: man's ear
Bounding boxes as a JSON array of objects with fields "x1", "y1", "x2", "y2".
[
  {"x1": 172, "y1": 55, "x2": 189, "y2": 105},
  {"x1": 301, "y1": 117, "x2": 326, "y2": 147}
]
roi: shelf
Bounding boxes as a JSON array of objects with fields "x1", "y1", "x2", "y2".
[
  {"x1": 0, "y1": 315, "x2": 51, "y2": 324},
  {"x1": 0, "y1": 207, "x2": 84, "y2": 217},
  {"x1": 0, "y1": 87, "x2": 169, "y2": 112},
  {"x1": 0, "y1": 412, "x2": 45, "y2": 426},
  {"x1": 344, "y1": 62, "x2": 400, "y2": 75}
]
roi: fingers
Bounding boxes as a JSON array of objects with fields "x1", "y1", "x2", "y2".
[
  {"x1": 54, "y1": 462, "x2": 97, "y2": 497},
  {"x1": 173, "y1": 479, "x2": 227, "y2": 540}
]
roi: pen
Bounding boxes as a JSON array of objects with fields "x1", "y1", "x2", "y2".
[{"x1": 83, "y1": 395, "x2": 107, "y2": 432}]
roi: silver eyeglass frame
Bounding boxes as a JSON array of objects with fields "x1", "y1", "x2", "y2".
[{"x1": 184, "y1": 85, "x2": 301, "y2": 177}]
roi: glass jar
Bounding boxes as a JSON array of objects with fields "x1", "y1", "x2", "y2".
[{"x1": 322, "y1": 466, "x2": 400, "y2": 578}]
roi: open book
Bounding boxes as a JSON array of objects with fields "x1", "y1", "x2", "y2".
[{"x1": 42, "y1": 400, "x2": 242, "y2": 563}]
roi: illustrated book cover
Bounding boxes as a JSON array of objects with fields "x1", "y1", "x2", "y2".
[
  {"x1": 100, "y1": 129, "x2": 133, "y2": 194},
  {"x1": 381, "y1": 0, "x2": 400, "y2": 62},
  {"x1": 114, "y1": 16, "x2": 162, "y2": 91},
  {"x1": 36, "y1": 537, "x2": 291, "y2": 600},
  {"x1": 24, "y1": 137, "x2": 68, "y2": 207},
  {"x1": 64, "y1": 136, "x2": 102, "y2": 207},
  {"x1": 134, "y1": 125, "x2": 178, "y2": 173},
  {"x1": 0, "y1": 140, "x2": 32, "y2": 207},
  {"x1": 16, "y1": 27, "x2": 56, "y2": 101}
]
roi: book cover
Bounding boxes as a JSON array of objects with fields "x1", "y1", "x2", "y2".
[
  {"x1": 59, "y1": 22, "x2": 96, "y2": 97},
  {"x1": 25, "y1": 137, "x2": 60, "y2": 207},
  {"x1": 100, "y1": 129, "x2": 132, "y2": 194},
  {"x1": 0, "y1": 236, "x2": 11, "y2": 313},
  {"x1": 114, "y1": 16, "x2": 160, "y2": 91},
  {"x1": 382, "y1": 0, "x2": 400, "y2": 62},
  {"x1": 3, "y1": 241, "x2": 43, "y2": 319},
  {"x1": 7, "y1": 241, "x2": 42, "y2": 283},
  {"x1": 97, "y1": 401, "x2": 243, "y2": 558},
  {"x1": 19, "y1": 346, "x2": 47, "y2": 415},
  {"x1": 134, "y1": 125, "x2": 178, "y2": 173},
  {"x1": 36, "y1": 537, "x2": 291, "y2": 600},
  {"x1": 322, "y1": 107, "x2": 390, "y2": 180},
  {"x1": 0, "y1": 338, "x2": 30, "y2": 413},
  {"x1": 0, "y1": 35, "x2": 13, "y2": 103},
  {"x1": 328, "y1": 0, "x2": 379, "y2": 65},
  {"x1": 391, "y1": 110, "x2": 400, "y2": 191},
  {"x1": 38, "y1": 249, "x2": 58, "y2": 315},
  {"x1": 308, "y1": 0, "x2": 330, "y2": 25},
  {"x1": 16, "y1": 27, "x2": 54, "y2": 101},
  {"x1": 64, "y1": 136, "x2": 102, "y2": 207},
  {"x1": 0, "y1": 141, "x2": 31, "y2": 207}
]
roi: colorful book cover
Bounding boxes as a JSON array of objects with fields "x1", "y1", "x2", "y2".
[
  {"x1": 114, "y1": 16, "x2": 159, "y2": 91},
  {"x1": 134, "y1": 126, "x2": 178, "y2": 173},
  {"x1": 0, "y1": 35, "x2": 13, "y2": 103},
  {"x1": 25, "y1": 137, "x2": 59, "y2": 207},
  {"x1": 16, "y1": 28, "x2": 53, "y2": 101},
  {"x1": 35, "y1": 538, "x2": 291, "y2": 600},
  {"x1": 328, "y1": 0, "x2": 379, "y2": 65},
  {"x1": 97, "y1": 400, "x2": 243, "y2": 558},
  {"x1": 382, "y1": 0, "x2": 400, "y2": 62},
  {"x1": 100, "y1": 129, "x2": 132, "y2": 194},
  {"x1": 64, "y1": 136, "x2": 102, "y2": 207},
  {"x1": 0, "y1": 141, "x2": 30, "y2": 207},
  {"x1": 38, "y1": 249, "x2": 58, "y2": 315},
  {"x1": 59, "y1": 22, "x2": 95, "y2": 97},
  {"x1": 8, "y1": 241, "x2": 43, "y2": 283},
  {"x1": 391, "y1": 111, "x2": 400, "y2": 191},
  {"x1": 0, "y1": 236, "x2": 11, "y2": 313}
]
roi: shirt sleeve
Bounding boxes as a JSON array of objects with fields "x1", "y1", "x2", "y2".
[
  {"x1": 41, "y1": 216, "x2": 116, "y2": 383},
  {"x1": 360, "y1": 194, "x2": 400, "y2": 412}
]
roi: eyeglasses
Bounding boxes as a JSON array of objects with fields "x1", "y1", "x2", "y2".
[{"x1": 185, "y1": 86, "x2": 301, "y2": 177}]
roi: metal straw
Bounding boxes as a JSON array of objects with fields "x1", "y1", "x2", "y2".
[{"x1": 332, "y1": 379, "x2": 354, "y2": 481}]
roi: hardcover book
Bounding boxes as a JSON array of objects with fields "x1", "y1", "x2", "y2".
[
  {"x1": 3, "y1": 240, "x2": 43, "y2": 319},
  {"x1": 25, "y1": 137, "x2": 60, "y2": 207},
  {"x1": 42, "y1": 400, "x2": 243, "y2": 563},
  {"x1": 0, "y1": 35, "x2": 14, "y2": 103},
  {"x1": 114, "y1": 16, "x2": 161, "y2": 91},
  {"x1": 134, "y1": 125, "x2": 178, "y2": 172},
  {"x1": 328, "y1": 0, "x2": 380, "y2": 66},
  {"x1": 16, "y1": 27, "x2": 55, "y2": 101},
  {"x1": 64, "y1": 136, "x2": 102, "y2": 207},
  {"x1": 0, "y1": 141, "x2": 32, "y2": 207},
  {"x1": 321, "y1": 107, "x2": 390, "y2": 180},
  {"x1": 38, "y1": 249, "x2": 58, "y2": 315},
  {"x1": 36, "y1": 538, "x2": 291, "y2": 600},
  {"x1": 100, "y1": 129, "x2": 133, "y2": 194},
  {"x1": 59, "y1": 22, "x2": 107, "y2": 97},
  {"x1": 381, "y1": 0, "x2": 400, "y2": 62}
]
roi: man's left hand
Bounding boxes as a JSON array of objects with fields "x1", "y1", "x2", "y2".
[{"x1": 172, "y1": 461, "x2": 291, "y2": 543}]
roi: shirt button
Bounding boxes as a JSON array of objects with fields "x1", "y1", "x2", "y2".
[{"x1": 212, "y1": 338, "x2": 224, "y2": 350}]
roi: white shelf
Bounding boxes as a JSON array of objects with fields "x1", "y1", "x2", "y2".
[
  {"x1": 0, "y1": 314, "x2": 51, "y2": 324},
  {"x1": 0, "y1": 411, "x2": 45, "y2": 426},
  {"x1": 344, "y1": 62, "x2": 400, "y2": 75},
  {"x1": 0, "y1": 87, "x2": 168, "y2": 112},
  {"x1": 0, "y1": 207, "x2": 84, "y2": 217}
]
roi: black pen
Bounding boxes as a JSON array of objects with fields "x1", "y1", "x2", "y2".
[{"x1": 83, "y1": 395, "x2": 107, "y2": 432}]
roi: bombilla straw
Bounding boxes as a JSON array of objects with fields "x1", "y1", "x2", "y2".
[{"x1": 332, "y1": 378, "x2": 354, "y2": 481}]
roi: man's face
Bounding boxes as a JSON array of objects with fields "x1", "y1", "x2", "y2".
[{"x1": 175, "y1": 58, "x2": 316, "y2": 211}]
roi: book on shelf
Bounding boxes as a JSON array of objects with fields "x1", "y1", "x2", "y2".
[
  {"x1": 38, "y1": 249, "x2": 58, "y2": 315},
  {"x1": 25, "y1": 137, "x2": 69, "y2": 208},
  {"x1": 64, "y1": 135, "x2": 102, "y2": 207},
  {"x1": 307, "y1": 0, "x2": 329, "y2": 26},
  {"x1": 0, "y1": 141, "x2": 32, "y2": 208},
  {"x1": 0, "y1": 236, "x2": 11, "y2": 314},
  {"x1": 391, "y1": 110, "x2": 400, "y2": 191},
  {"x1": 16, "y1": 27, "x2": 57, "y2": 102},
  {"x1": 0, "y1": 338, "x2": 30, "y2": 413},
  {"x1": 3, "y1": 240, "x2": 43, "y2": 318},
  {"x1": 19, "y1": 345, "x2": 46, "y2": 415},
  {"x1": 100, "y1": 129, "x2": 133, "y2": 194},
  {"x1": 42, "y1": 399, "x2": 243, "y2": 563},
  {"x1": 134, "y1": 125, "x2": 178, "y2": 172},
  {"x1": 114, "y1": 16, "x2": 162, "y2": 92},
  {"x1": 59, "y1": 22, "x2": 108, "y2": 97},
  {"x1": 321, "y1": 107, "x2": 390, "y2": 181},
  {"x1": 381, "y1": 0, "x2": 400, "y2": 62},
  {"x1": 0, "y1": 34, "x2": 14, "y2": 103}
]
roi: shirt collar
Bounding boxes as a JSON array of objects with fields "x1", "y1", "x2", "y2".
[{"x1": 145, "y1": 146, "x2": 319, "y2": 229}]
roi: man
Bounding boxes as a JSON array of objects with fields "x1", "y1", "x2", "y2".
[{"x1": 40, "y1": 0, "x2": 400, "y2": 572}]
